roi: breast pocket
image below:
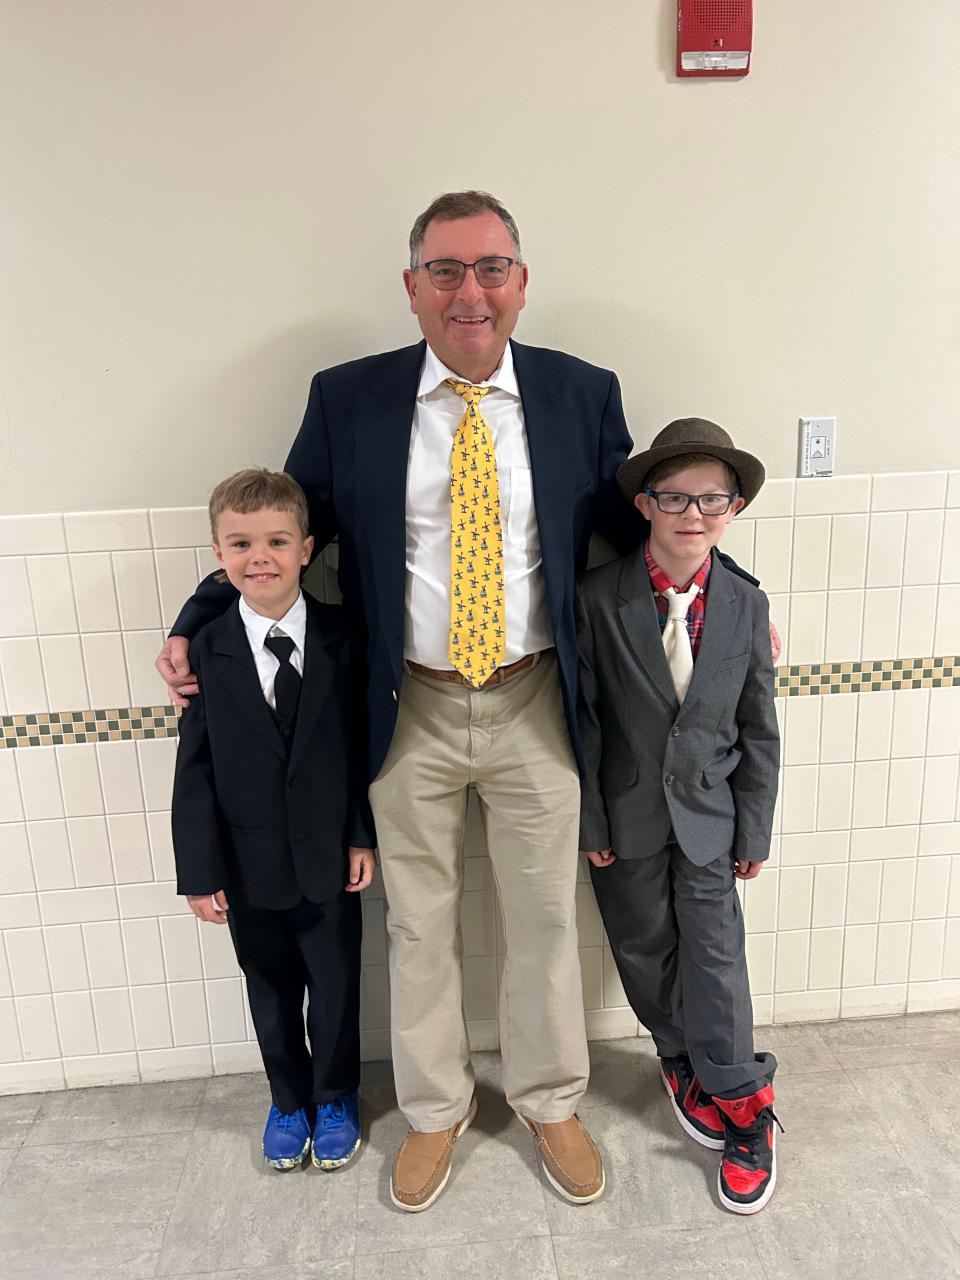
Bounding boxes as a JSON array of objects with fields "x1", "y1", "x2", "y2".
[
  {"x1": 714, "y1": 651, "x2": 751, "y2": 697},
  {"x1": 504, "y1": 466, "x2": 540, "y2": 552}
]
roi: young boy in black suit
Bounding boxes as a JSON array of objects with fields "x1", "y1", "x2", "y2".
[{"x1": 172, "y1": 468, "x2": 376, "y2": 1171}]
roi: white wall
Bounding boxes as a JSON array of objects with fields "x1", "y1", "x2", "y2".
[{"x1": 1, "y1": 1, "x2": 959, "y2": 514}]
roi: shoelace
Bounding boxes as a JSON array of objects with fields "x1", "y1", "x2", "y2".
[
  {"x1": 274, "y1": 1107, "x2": 305, "y2": 1130},
  {"x1": 317, "y1": 1097, "x2": 347, "y2": 1128},
  {"x1": 725, "y1": 1107, "x2": 785, "y2": 1169},
  {"x1": 684, "y1": 1076, "x2": 704, "y2": 1113},
  {"x1": 671, "y1": 1056, "x2": 711, "y2": 1116}
]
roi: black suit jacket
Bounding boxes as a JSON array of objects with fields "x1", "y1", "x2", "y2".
[
  {"x1": 173, "y1": 339, "x2": 641, "y2": 777},
  {"x1": 171, "y1": 595, "x2": 376, "y2": 911}
]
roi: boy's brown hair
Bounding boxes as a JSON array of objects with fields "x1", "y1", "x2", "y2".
[
  {"x1": 643, "y1": 452, "x2": 740, "y2": 495},
  {"x1": 209, "y1": 468, "x2": 309, "y2": 540}
]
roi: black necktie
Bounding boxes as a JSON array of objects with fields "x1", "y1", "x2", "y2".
[{"x1": 264, "y1": 631, "x2": 301, "y2": 740}]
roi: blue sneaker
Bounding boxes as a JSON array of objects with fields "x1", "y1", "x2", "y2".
[
  {"x1": 311, "y1": 1090, "x2": 361, "y2": 1170},
  {"x1": 262, "y1": 1104, "x2": 312, "y2": 1170}
]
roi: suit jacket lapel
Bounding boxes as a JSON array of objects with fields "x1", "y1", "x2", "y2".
[
  {"x1": 211, "y1": 606, "x2": 287, "y2": 761},
  {"x1": 512, "y1": 341, "x2": 578, "y2": 628},
  {"x1": 615, "y1": 550, "x2": 679, "y2": 711},
  {"x1": 355, "y1": 342, "x2": 424, "y2": 651},
  {"x1": 288, "y1": 599, "x2": 338, "y2": 775},
  {"x1": 682, "y1": 555, "x2": 740, "y2": 709}
]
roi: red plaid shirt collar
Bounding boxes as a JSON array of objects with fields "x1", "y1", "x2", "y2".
[{"x1": 644, "y1": 541, "x2": 712, "y2": 659}]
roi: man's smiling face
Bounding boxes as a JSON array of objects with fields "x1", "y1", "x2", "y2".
[{"x1": 403, "y1": 210, "x2": 527, "y2": 383}]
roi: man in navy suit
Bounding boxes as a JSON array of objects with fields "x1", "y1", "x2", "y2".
[{"x1": 159, "y1": 191, "x2": 667, "y2": 1208}]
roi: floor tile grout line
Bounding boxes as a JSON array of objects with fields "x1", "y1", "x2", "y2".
[
  {"x1": 0, "y1": 1141, "x2": 27, "y2": 1198},
  {"x1": 546, "y1": 1227, "x2": 562, "y2": 1280},
  {"x1": 739, "y1": 1218, "x2": 778, "y2": 1280},
  {"x1": 149, "y1": 1116, "x2": 207, "y2": 1278}
]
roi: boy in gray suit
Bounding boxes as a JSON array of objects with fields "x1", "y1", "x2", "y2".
[{"x1": 576, "y1": 419, "x2": 781, "y2": 1215}]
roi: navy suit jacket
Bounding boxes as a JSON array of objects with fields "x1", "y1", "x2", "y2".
[{"x1": 174, "y1": 339, "x2": 642, "y2": 778}]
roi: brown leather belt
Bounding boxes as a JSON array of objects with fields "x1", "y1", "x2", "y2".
[{"x1": 406, "y1": 651, "x2": 541, "y2": 689}]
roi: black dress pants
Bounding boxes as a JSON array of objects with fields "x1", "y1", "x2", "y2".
[
  {"x1": 590, "y1": 840, "x2": 775, "y2": 1099},
  {"x1": 227, "y1": 890, "x2": 362, "y2": 1114}
]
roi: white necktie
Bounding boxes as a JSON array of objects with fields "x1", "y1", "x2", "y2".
[{"x1": 662, "y1": 584, "x2": 700, "y2": 703}]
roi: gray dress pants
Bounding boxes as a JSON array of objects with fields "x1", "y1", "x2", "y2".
[{"x1": 591, "y1": 840, "x2": 775, "y2": 1098}]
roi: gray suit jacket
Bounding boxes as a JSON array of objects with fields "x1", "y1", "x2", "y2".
[{"x1": 576, "y1": 549, "x2": 779, "y2": 866}]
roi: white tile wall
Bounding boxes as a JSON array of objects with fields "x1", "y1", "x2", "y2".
[
  {"x1": 63, "y1": 510, "x2": 151, "y2": 554},
  {"x1": 0, "y1": 640, "x2": 48, "y2": 715},
  {"x1": 39, "y1": 635, "x2": 88, "y2": 710},
  {"x1": 81, "y1": 633, "x2": 130, "y2": 707},
  {"x1": 828, "y1": 515, "x2": 869, "y2": 590},
  {"x1": 27, "y1": 556, "x2": 78, "y2": 635},
  {"x1": 0, "y1": 559, "x2": 36, "y2": 638},
  {"x1": 69, "y1": 553, "x2": 121, "y2": 632},
  {"x1": 0, "y1": 514, "x2": 66, "y2": 557},
  {"x1": 0, "y1": 479, "x2": 959, "y2": 1093},
  {"x1": 68, "y1": 817, "x2": 114, "y2": 887}
]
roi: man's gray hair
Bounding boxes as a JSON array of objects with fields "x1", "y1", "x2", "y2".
[{"x1": 408, "y1": 190, "x2": 523, "y2": 269}]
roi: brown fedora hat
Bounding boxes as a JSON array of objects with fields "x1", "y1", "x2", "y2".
[{"x1": 617, "y1": 417, "x2": 765, "y2": 509}]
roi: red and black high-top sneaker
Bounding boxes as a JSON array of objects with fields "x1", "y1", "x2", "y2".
[
  {"x1": 659, "y1": 1055, "x2": 724, "y2": 1150},
  {"x1": 713, "y1": 1085, "x2": 782, "y2": 1215}
]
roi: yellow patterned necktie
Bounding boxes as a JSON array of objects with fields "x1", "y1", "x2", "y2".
[{"x1": 446, "y1": 378, "x2": 506, "y2": 687}]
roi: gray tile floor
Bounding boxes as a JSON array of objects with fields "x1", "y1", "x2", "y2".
[{"x1": 2, "y1": 1011, "x2": 960, "y2": 1279}]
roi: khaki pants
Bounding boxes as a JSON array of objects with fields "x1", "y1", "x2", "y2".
[{"x1": 369, "y1": 652, "x2": 589, "y2": 1131}]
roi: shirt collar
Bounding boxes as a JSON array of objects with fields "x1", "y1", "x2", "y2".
[
  {"x1": 643, "y1": 540, "x2": 712, "y2": 597},
  {"x1": 239, "y1": 590, "x2": 307, "y2": 654},
  {"x1": 417, "y1": 340, "x2": 519, "y2": 400}
]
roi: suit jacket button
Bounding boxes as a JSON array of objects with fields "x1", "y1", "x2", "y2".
[
  {"x1": 392, "y1": 689, "x2": 398, "y2": 702},
  {"x1": 671, "y1": 727, "x2": 680, "y2": 737},
  {"x1": 665, "y1": 774, "x2": 675, "y2": 787}
]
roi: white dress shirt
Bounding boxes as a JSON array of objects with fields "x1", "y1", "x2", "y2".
[
  {"x1": 404, "y1": 343, "x2": 553, "y2": 667},
  {"x1": 239, "y1": 592, "x2": 306, "y2": 709}
]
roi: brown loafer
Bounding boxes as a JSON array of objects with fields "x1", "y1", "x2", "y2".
[
  {"x1": 390, "y1": 1097, "x2": 478, "y2": 1212},
  {"x1": 522, "y1": 1113, "x2": 605, "y2": 1203}
]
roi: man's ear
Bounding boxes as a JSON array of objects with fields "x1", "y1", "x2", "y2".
[
  {"x1": 301, "y1": 535, "x2": 315, "y2": 566},
  {"x1": 212, "y1": 540, "x2": 224, "y2": 565},
  {"x1": 634, "y1": 492, "x2": 652, "y2": 521},
  {"x1": 730, "y1": 496, "x2": 747, "y2": 518},
  {"x1": 402, "y1": 267, "x2": 418, "y2": 314}
]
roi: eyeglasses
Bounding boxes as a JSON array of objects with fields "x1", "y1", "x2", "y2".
[
  {"x1": 419, "y1": 257, "x2": 518, "y2": 290},
  {"x1": 643, "y1": 489, "x2": 740, "y2": 515}
]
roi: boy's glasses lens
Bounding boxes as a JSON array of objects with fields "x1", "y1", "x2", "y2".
[
  {"x1": 657, "y1": 493, "x2": 691, "y2": 512},
  {"x1": 697, "y1": 494, "x2": 733, "y2": 514}
]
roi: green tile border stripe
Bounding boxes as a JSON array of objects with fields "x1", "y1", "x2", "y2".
[
  {"x1": 774, "y1": 655, "x2": 960, "y2": 697},
  {"x1": 2, "y1": 657, "x2": 959, "y2": 747},
  {"x1": 1, "y1": 706, "x2": 181, "y2": 749}
]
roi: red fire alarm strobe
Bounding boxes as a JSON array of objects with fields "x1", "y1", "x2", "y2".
[{"x1": 677, "y1": 0, "x2": 752, "y2": 77}]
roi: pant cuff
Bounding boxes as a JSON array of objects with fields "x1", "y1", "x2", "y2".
[{"x1": 515, "y1": 1108, "x2": 578, "y2": 1126}]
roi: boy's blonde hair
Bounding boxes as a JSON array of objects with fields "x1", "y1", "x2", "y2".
[
  {"x1": 209, "y1": 468, "x2": 309, "y2": 540},
  {"x1": 643, "y1": 452, "x2": 740, "y2": 495}
]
